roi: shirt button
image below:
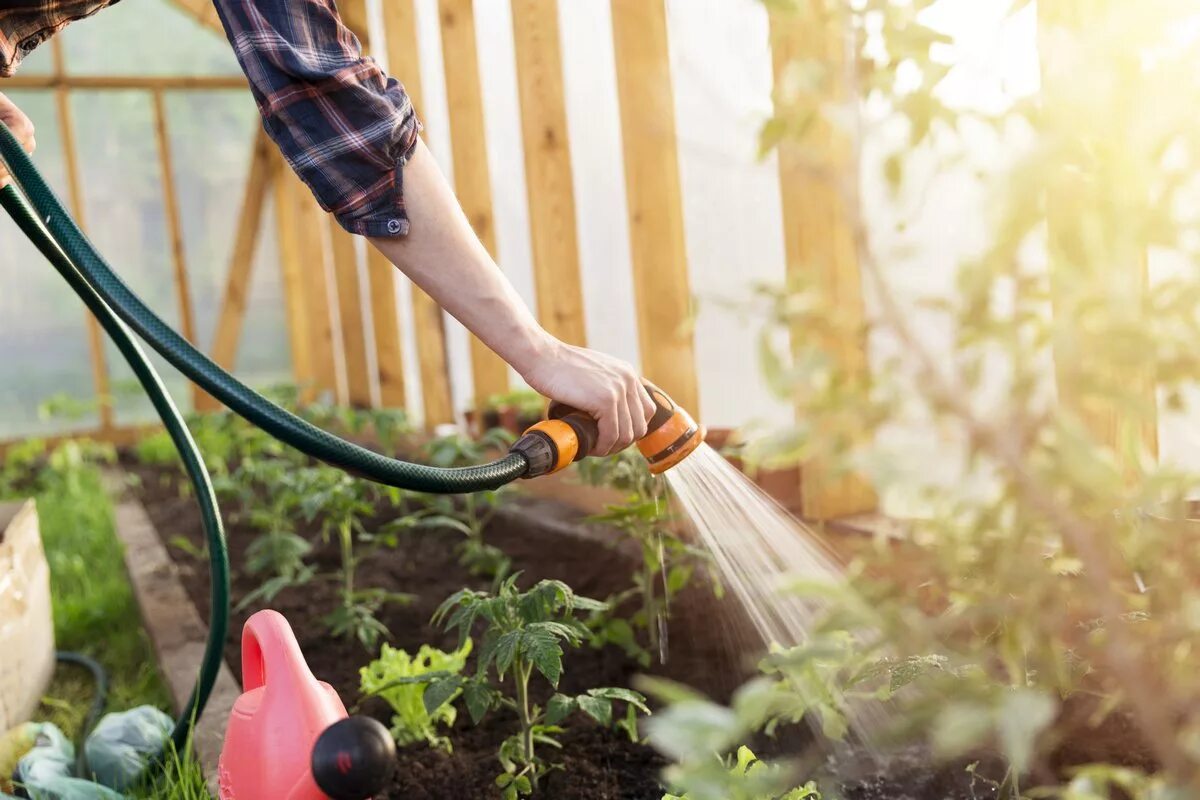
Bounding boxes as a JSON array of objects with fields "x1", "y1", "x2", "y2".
[{"x1": 386, "y1": 219, "x2": 402, "y2": 234}]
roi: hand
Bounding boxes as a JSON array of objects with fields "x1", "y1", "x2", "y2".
[
  {"x1": 520, "y1": 339, "x2": 656, "y2": 457},
  {"x1": 0, "y1": 92, "x2": 35, "y2": 189}
]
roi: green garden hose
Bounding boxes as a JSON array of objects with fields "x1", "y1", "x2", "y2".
[
  {"x1": 0, "y1": 124, "x2": 530, "y2": 495},
  {"x1": 0, "y1": 178, "x2": 228, "y2": 759},
  {"x1": 0, "y1": 119, "x2": 531, "y2": 770}
]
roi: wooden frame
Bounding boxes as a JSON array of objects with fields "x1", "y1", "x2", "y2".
[
  {"x1": 768, "y1": 2, "x2": 876, "y2": 519},
  {"x1": 4, "y1": 0, "x2": 900, "y2": 521},
  {"x1": 438, "y1": 0, "x2": 510, "y2": 409},
  {"x1": 610, "y1": 0, "x2": 700, "y2": 415}
]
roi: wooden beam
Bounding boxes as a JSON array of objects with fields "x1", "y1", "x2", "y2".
[
  {"x1": 769, "y1": 3, "x2": 876, "y2": 519},
  {"x1": 164, "y1": 0, "x2": 226, "y2": 37},
  {"x1": 329, "y1": 221, "x2": 372, "y2": 407},
  {"x1": 271, "y1": 162, "x2": 315, "y2": 395},
  {"x1": 438, "y1": 0, "x2": 510, "y2": 409},
  {"x1": 0, "y1": 424, "x2": 161, "y2": 457},
  {"x1": 381, "y1": 0, "x2": 455, "y2": 426},
  {"x1": 3, "y1": 75, "x2": 245, "y2": 91},
  {"x1": 610, "y1": 0, "x2": 698, "y2": 414},
  {"x1": 204, "y1": 129, "x2": 276, "y2": 409},
  {"x1": 511, "y1": 0, "x2": 587, "y2": 346},
  {"x1": 366, "y1": 246, "x2": 407, "y2": 409},
  {"x1": 51, "y1": 41, "x2": 113, "y2": 430},
  {"x1": 1039, "y1": 0, "x2": 1157, "y2": 460},
  {"x1": 151, "y1": 90, "x2": 203, "y2": 410},
  {"x1": 294, "y1": 185, "x2": 340, "y2": 403}
]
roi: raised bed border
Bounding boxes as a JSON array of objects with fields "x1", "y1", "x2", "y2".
[{"x1": 105, "y1": 472, "x2": 240, "y2": 791}]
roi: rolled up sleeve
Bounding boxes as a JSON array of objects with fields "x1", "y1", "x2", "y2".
[{"x1": 212, "y1": 0, "x2": 420, "y2": 237}]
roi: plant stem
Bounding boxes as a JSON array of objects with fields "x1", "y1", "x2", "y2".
[
  {"x1": 339, "y1": 520, "x2": 354, "y2": 606},
  {"x1": 641, "y1": 561, "x2": 659, "y2": 659},
  {"x1": 514, "y1": 658, "x2": 536, "y2": 786}
]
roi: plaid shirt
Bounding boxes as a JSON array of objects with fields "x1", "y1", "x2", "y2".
[{"x1": 1, "y1": 0, "x2": 420, "y2": 237}]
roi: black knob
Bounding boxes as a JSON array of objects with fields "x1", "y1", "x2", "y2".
[{"x1": 311, "y1": 716, "x2": 396, "y2": 800}]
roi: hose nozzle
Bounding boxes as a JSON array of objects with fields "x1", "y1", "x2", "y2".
[{"x1": 511, "y1": 383, "x2": 704, "y2": 479}]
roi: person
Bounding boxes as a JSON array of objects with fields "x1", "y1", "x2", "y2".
[{"x1": 0, "y1": 0, "x2": 653, "y2": 455}]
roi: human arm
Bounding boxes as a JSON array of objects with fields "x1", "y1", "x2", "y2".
[
  {"x1": 368, "y1": 140, "x2": 654, "y2": 454},
  {"x1": 0, "y1": 92, "x2": 36, "y2": 189},
  {"x1": 210, "y1": 0, "x2": 654, "y2": 453}
]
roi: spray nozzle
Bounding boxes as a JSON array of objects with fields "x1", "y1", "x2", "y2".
[{"x1": 511, "y1": 382, "x2": 704, "y2": 479}]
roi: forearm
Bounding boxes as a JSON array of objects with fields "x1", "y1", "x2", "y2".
[{"x1": 368, "y1": 139, "x2": 552, "y2": 376}]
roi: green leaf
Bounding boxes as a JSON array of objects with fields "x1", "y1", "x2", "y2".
[
  {"x1": 422, "y1": 676, "x2": 464, "y2": 715},
  {"x1": 463, "y1": 680, "x2": 494, "y2": 725},
  {"x1": 643, "y1": 700, "x2": 741, "y2": 763},
  {"x1": 997, "y1": 689, "x2": 1056, "y2": 774},
  {"x1": 521, "y1": 628, "x2": 564, "y2": 686},
  {"x1": 616, "y1": 703, "x2": 640, "y2": 743},
  {"x1": 587, "y1": 687, "x2": 651, "y2": 716},
  {"x1": 494, "y1": 631, "x2": 522, "y2": 677},
  {"x1": 577, "y1": 694, "x2": 613, "y2": 727},
  {"x1": 546, "y1": 693, "x2": 578, "y2": 725},
  {"x1": 931, "y1": 701, "x2": 992, "y2": 760}
]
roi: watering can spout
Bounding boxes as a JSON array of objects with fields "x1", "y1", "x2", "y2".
[{"x1": 218, "y1": 610, "x2": 394, "y2": 800}]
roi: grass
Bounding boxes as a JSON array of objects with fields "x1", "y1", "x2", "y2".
[
  {"x1": 2, "y1": 441, "x2": 210, "y2": 797},
  {"x1": 32, "y1": 455, "x2": 172, "y2": 736},
  {"x1": 131, "y1": 739, "x2": 211, "y2": 799}
]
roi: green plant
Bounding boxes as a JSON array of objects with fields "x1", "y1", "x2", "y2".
[
  {"x1": 4, "y1": 440, "x2": 171, "y2": 740},
  {"x1": 359, "y1": 640, "x2": 473, "y2": 751},
  {"x1": 215, "y1": 456, "x2": 316, "y2": 610},
  {"x1": 299, "y1": 466, "x2": 411, "y2": 650},
  {"x1": 576, "y1": 450, "x2": 713, "y2": 665},
  {"x1": 485, "y1": 389, "x2": 546, "y2": 420},
  {"x1": 662, "y1": 747, "x2": 821, "y2": 800},
  {"x1": 0, "y1": 437, "x2": 45, "y2": 496},
  {"x1": 429, "y1": 576, "x2": 649, "y2": 797},
  {"x1": 635, "y1": 1, "x2": 1200, "y2": 796},
  {"x1": 414, "y1": 430, "x2": 517, "y2": 579}
]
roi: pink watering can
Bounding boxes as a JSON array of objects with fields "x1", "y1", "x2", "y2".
[{"x1": 218, "y1": 610, "x2": 395, "y2": 800}]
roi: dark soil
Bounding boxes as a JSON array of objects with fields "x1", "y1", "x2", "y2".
[{"x1": 122, "y1": 459, "x2": 1150, "y2": 800}]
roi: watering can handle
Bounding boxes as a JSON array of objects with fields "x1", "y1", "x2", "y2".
[{"x1": 240, "y1": 609, "x2": 316, "y2": 695}]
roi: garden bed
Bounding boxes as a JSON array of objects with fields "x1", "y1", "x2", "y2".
[{"x1": 122, "y1": 453, "x2": 1122, "y2": 800}]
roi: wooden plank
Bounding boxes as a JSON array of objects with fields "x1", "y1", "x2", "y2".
[
  {"x1": 163, "y1": 0, "x2": 226, "y2": 37},
  {"x1": 769, "y1": 4, "x2": 876, "y2": 519},
  {"x1": 51, "y1": 41, "x2": 113, "y2": 431},
  {"x1": 4, "y1": 75, "x2": 245, "y2": 90},
  {"x1": 271, "y1": 163, "x2": 315, "y2": 394},
  {"x1": 329, "y1": 221, "x2": 372, "y2": 407},
  {"x1": 109, "y1": 491, "x2": 241, "y2": 793},
  {"x1": 382, "y1": 0, "x2": 455, "y2": 426},
  {"x1": 204, "y1": 129, "x2": 276, "y2": 410},
  {"x1": 293, "y1": 180, "x2": 340, "y2": 403},
  {"x1": 1038, "y1": 0, "x2": 1157, "y2": 460},
  {"x1": 366, "y1": 246, "x2": 407, "y2": 409},
  {"x1": 0, "y1": 424, "x2": 160, "y2": 457},
  {"x1": 511, "y1": 0, "x2": 587, "y2": 345},
  {"x1": 610, "y1": 0, "x2": 699, "y2": 413},
  {"x1": 438, "y1": 0, "x2": 510, "y2": 408},
  {"x1": 151, "y1": 90, "x2": 203, "y2": 410}
]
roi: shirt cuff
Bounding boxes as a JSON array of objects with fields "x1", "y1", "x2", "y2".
[{"x1": 333, "y1": 116, "x2": 422, "y2": 239}]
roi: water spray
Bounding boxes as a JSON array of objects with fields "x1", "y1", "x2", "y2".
[{"x1": 0, "y1": 121, "x2": 710, "y2": 797}]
